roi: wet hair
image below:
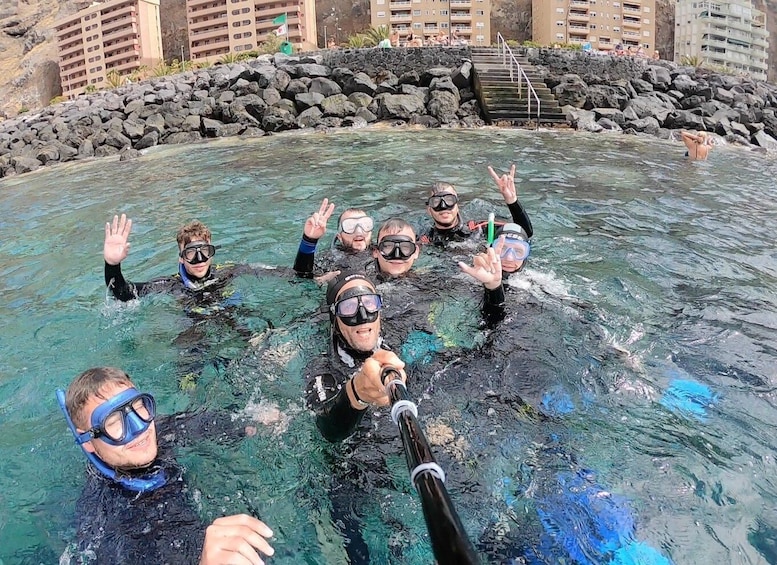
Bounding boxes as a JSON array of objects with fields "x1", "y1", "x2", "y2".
[
  {"x1": 326, "y1": 270, "x2": 375, "y2": 307},
  {"x1": 378, "y1": 218, "x2": 416, "y2": 240},
  {"x1": 428, "y1": 182, "x2": 457, "y2": 196},
  {"x1": 337, "y1": 209, "x2": 369, "y2": 227},
  {"x1": 176, "y1": 220, "x2": 211, "y2": 248},
  {"x1": 65, "y1": 367, "x2": 134, "y2": 429}
]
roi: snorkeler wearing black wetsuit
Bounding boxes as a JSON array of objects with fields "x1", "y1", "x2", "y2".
[
  {"x1": 57, "y1": 367, "x2": 274, "y2": 565},
  {"x1": 420, "y1": 165, "x2": 533, "y2": 248},
  {"x1": 104, "y1": 214, "x2": 267, "y2": 305},
  {"x1": 293, "y1": 199, "x2": 375, "y2": 279}
]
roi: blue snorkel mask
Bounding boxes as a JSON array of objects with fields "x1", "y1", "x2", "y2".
[
  {"x1": 493, "y1": 223, "x2": 531, "y2": 269},
  {"x1": 56, "y1": 388, "x2": 167, "y2": 493}
]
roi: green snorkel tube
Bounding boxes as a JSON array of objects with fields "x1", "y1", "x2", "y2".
[{"x1": 487, "y1": 213, "x2": 495, "y2": 245}]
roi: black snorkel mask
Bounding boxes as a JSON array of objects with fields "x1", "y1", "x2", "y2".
[
  {"x1": 179, "y1": 242, "x2": 217, "y2": 265},
  {"x1": 377, "y1": 236, "x2": 417, "y2": 261}
]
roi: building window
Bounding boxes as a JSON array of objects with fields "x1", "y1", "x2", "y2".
[
  {"x1": 232, "y1": 9, "x2": 240, "y2": 14},
  {"x1": 556, "y1": 21, "x2": 565, "y2": 26},
  {"x1": 413, "y1": 9, "x2": 421, "y2": 15},
  {"x1": 475, "y1": 10, "x2": 484, "y2": 15},
  {"x1": 476, "y1": 22, "x2": 484, "y2": 28}
]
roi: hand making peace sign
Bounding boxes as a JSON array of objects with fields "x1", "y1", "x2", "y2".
[{"x1": 303, "y1": 198, "x2": 335, "y2": 240}]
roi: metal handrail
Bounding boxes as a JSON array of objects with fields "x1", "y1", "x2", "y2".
[{"x1": 496, "y1": 32, "x2": 541, "y2": 125}]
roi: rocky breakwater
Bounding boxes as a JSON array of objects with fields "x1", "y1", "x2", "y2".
[
  {"x1": 525, "y1": 48, "x2": 777, "y2": 152},
  {"x1": 0, "y1": 47, "x2": 481, "y2": 178}
]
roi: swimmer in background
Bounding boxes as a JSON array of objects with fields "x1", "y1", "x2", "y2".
[{"x1": 681, "y1": 130, "x2": 713, "y2": 161}]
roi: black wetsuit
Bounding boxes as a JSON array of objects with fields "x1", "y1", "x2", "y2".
[
  {"x1": 68, "y1": 410, "x2": 246, "y2": 565},
  {"x1": 420, "y1": 199, "x2": 533, "y2": 248},
  {"x1": 292, "y1": 236, "x2": 372, "y2": 278},
  {"x1": 105, "y1": 261, "x2": 265, "y2": 305}
]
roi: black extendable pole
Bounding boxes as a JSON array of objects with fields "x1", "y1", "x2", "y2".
[{"x1": 381, "y1": 367, "x2": 480, "y2": 564}]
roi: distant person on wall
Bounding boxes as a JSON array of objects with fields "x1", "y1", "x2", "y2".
[
  {"x1": 327, "y1": 38, "x2": 337, "y2": 49},
  {"x1": 681, "y1": 130, "x2": 713, "y2": 161},
  {"x1": 653, "y1": 49, "x2": 661, "y2": 60}
]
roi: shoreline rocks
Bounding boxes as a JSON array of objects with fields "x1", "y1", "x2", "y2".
[
  {"x1": 2, "y1": 46, "x2": 777, "y2": 178},
  {"x1": 523, "y1": 47, "x2": 777, "y2": 151}
]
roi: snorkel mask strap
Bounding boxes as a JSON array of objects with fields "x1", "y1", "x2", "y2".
[{"x1": 56, "y1": 389, "x2": 167, "y2": 493}]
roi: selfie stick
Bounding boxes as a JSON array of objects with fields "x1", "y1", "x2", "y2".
[{"x1": 380, "y1": 366, "x2": 480, "y2": 564}]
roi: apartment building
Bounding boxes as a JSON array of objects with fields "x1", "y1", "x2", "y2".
[
  {"x1": 187, "y1": 0, "x2": 317, "y2": 62},
  {"x1": 370, "y1": 0, "x2": 492, "y2": 46},
  {"x1": 674, "y1": 0, "x2": 768, "y2": 80},
  {"x1": 532, "y1": 0, "x2": 657, "y2": 53},
  {"x1": 54, "y1": 0, "x2": 164, "y2": 99}
]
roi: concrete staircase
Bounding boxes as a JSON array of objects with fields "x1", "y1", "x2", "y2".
[{"x1": 470, "y1": 46, "x2": 568, "y2": 126}]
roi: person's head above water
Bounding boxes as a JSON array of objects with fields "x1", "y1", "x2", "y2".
[
  {"x1": 63, "y1": 367, "x2": 158, "y2": 473},
  {"x1": 176, "y1": 220, "x2": 216, "y2": 280},
  {"x1": 493, "y1": 222, "x2": 530, "y2": 273},
  {"x1": 426, "y1": 182, "x2": 460, "y2": 230},
  {"x1": 336, "y1": 209, "x2": 373, "y2": 252},
  {"x1": 373, "y1": 218, "x2": 420, "y2": 277},
  {"x1": 326, "y1": 271, "x2": 382, "y2": 353}
]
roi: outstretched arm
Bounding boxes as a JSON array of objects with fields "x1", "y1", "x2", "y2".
[
  {"x1": 293, "y1": 198, "x2": 335, "y2": 277},
  {"x1": 489, "y1": 165, "x2": 534, "y2": 237},
  {"x1": 200, "y1": 514, "x2": 274, "y2": 565}
]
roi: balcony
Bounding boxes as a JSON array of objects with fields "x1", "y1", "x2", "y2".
[
  {"x1": 450, "y1": 0, "x2": 472, "y2": 6},
  {"x1": 189, "y1": 4, "x2": 228, "y2": 18},
  {"x1": 390, "y1": 13, "x2": 412, "y2": 22},
  {"x1": 622, "y1": 18, "x2": 641, "y2": 29},
  {"x1": 102, "y1": 25, "x2": 138, "y2": 43},
  {"x1": 451, "y1": 14, "x2": 471, "y2": 22},
  {"x1": 568, "y1": 11, "x2": 589, "y2": 22},
  {"x1": 390, "y1": 0, "x2": 411, "y2": 6},
  {"x1": 191, "y1": 26, "x2": 229, "y2": 40}
]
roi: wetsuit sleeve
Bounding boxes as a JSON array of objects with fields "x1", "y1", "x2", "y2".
[
  {"x1": 293, "y1": 234, "x2": 319, "y2": 278},
  {"x1": 305, "y1": 366, "x2": 367, "y2": 442},
  {"x1": 104, "y1": 262, "x2": 181, "y2": 301},
  {"x1": 104, "y1": 261, "x2": 142, "y2": 301},
  {"x1": 507, "y1": 200, "x2": 534, "y2": 239},
  {"x1": 482, "y1": 284, "x2": 506, "y2": 329}
]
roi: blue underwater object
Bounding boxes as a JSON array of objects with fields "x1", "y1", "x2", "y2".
[
  {"x1": 517, "y1": 469, "x2": 673, "y2": 564},
  {"x1": 541, "y1": 387, "x2": 575, "y2": 416},
  {"x1": 660, "y1": 379, "x2": 718, "y2": 422}
]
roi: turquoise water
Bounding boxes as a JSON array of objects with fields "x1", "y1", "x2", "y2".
[{"x1": 1, "y1": 128, "x2": 777, "y2": 563}]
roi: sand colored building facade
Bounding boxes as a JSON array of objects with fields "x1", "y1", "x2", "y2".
[
  {"x1": 369, "y1": 0, "x2": 491, "y2": 46},
  {"x1": 186, "y1": 0, "x2": 317, "y2": 62},
  {"x1": 54, "y1": 0, "x2": 164, "y2": 99},
  {"x1": 674, "y1": 0, "x2": 768, "y2": 80},
  {"x1": 532, "y1": 0, "x2": 657, "y2": 53}
]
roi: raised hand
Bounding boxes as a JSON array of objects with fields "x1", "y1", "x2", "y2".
[
  {"x1": 104, "y1": 214, "x2": 133, "y2": 266},
  {"x1": 200, "y1": 514, "x2": 274, "y2": 565},
  {"x1": 488, "y1": 164, "x2": 518, "y2": 205},
  {"x1": 303, "y1": 198, "x2": 335, "y2": 240},
  {"x1": 458, "y1": 245, "x2": 503, "y2": 290}
]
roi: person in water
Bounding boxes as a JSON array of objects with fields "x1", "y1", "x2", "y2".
[
  {"x1": 57, "y1": 366, "x2": 275, "y2": 564},
  {"x1": 103, "y1": 213, "x2": 269, "y2": 302},
  {"x1": 293, "y1": 199, "x2": 375, "y2": 279},
  {"x1": 304, "y1": 271, "x2": 407, "y2": 442},
  {"x1": 681, "y1": 130, "x2": 712, "y2": 161},
  {"x1": 420, "y1": 164, "x2": 533, "y2": 247}
]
